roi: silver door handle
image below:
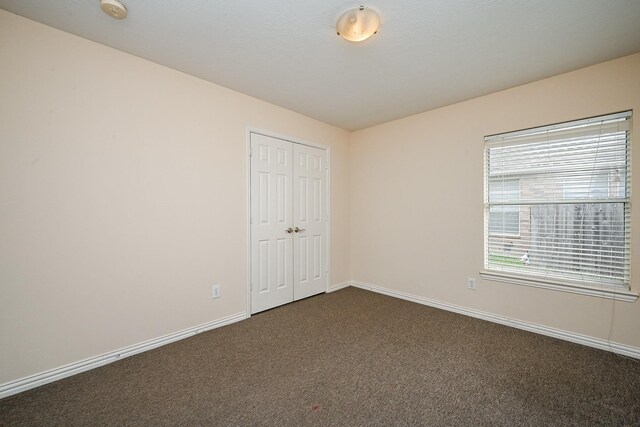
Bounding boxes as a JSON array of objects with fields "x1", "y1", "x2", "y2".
[
  {"x1": 286, "y1": 227, "x2": 294, "y2": 233},
  {"x1": 294, "y1": 227, "x2": 306, "y2": 233}
]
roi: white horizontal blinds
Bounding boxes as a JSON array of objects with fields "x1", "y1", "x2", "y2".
[{"x1": 484, "y1": 111, "x2": 631, "y2": 288}]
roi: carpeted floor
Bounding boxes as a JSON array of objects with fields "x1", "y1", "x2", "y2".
[{"x1": 1, "y1": 287, "x2": 640, "y2": 426}]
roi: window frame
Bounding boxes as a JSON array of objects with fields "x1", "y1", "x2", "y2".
[{"x1": 481, "y1": 111, "x2": 637, "y2": 302}]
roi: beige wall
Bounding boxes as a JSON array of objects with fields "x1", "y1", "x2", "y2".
[
  {"x1": 2, "y1": 8, "x2": 640, "y2": 388},
  {"x1": 350, "y1": 53, "x2": 640, "y2": 348},
  {"x1": 0, "y1": 11, "x2": 350, "y2": 384}
]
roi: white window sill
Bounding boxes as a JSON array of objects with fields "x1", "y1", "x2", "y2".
[{"x1": 479, "y1": 270, "x2": 638, "y2": 302}]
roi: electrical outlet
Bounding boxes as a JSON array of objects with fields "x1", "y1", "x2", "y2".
[
  {"x1": 467, "y1": 277, "x2": 476, "y2": 290},
  {"x1": 211, "y1": 284, "x2": 221, "y2": 299}
]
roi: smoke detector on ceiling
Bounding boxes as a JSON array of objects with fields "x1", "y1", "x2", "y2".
[{"x1": 100, "y1": 0, "x2": 127, "y2": 20}]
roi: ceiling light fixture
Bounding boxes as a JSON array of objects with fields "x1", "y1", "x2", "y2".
[
  {"x1": 100, "y1": 0, "x2": 127, "y2": 20},
  {"x1": 336, "y1": 6, "x2": 380, "y2": 42}
]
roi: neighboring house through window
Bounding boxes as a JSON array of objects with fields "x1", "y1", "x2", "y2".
[{"x1": 488, "y1": 178, "x2": 520, "y2": 236}]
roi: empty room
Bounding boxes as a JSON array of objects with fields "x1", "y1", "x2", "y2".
[{"x1": 1, "y1": 1, "x2": 640, "y2": 425}]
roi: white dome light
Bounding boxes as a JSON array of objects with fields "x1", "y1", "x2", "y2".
[
  {"x1": 336, "y1": 6, "x2": 380, "y2": 42},
  {"x1": 100, "y1": 0, "x2": 127, "y2": 20}
]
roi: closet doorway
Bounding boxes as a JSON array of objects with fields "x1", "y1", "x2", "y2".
[{"x1": 248, "y1": 131, "x2": 329, "y2": 314}]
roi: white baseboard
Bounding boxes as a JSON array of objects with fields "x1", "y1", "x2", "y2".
[
  {"x1": 0, "y1": 312, "x2": 246, "y2": 400},
  {"x1": 328, "y1": 281, "x2": 351, "y2": 292},
  {"x1": 351, "y1": 281, "x2": 640, "y2": 360},
  {"x1": 5, "y1": 281, "x2": 638, "y2": 400}
]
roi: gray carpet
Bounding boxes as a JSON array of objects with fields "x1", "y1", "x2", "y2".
[{"x1": 1, "y1": 287, "x2": 639, "y2": 426}]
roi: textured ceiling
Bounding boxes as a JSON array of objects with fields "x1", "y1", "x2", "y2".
[{"x1": 2, "y1": 0, "x2": 640, "y2": 131}]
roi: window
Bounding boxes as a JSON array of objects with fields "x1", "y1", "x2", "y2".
[
  {"x1": 488, "y1": 178, "x2": 520, "y2": 236},
  {"x1": 483, "y1": 111, "x2": 631, "y2": 291}
]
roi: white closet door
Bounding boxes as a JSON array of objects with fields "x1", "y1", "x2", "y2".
[
  {"x1": 293, "y1": 144, "x2": 328, "y2": 301},
  {"x1": 250, "y1": 134, "x2": 294, "y2": 314}
]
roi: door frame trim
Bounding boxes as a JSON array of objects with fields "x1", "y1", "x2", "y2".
[{"x1": 245, "y1": 127, "x2": 331, "y2": 318}]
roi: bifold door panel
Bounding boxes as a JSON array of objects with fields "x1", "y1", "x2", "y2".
[
  {"x1": 292, "y1": 143, "x2": 328, "y2": 301},
  {"x1": 250, "y1": 133, "x2": 328, "y2": 314}
]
